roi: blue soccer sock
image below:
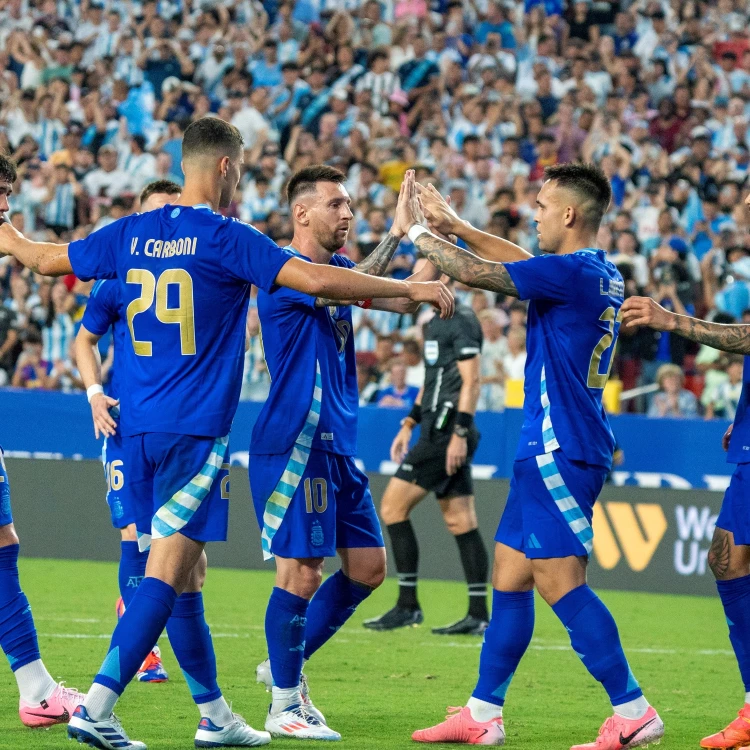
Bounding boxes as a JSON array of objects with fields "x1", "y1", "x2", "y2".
[
  {"x1": 86, "y1": 577, "x2": 177, "y2": 720},
  {"x1": 552, "y1": 584, "x2": 643, "y2": 708},
  {"x1": 717, "y1": 574, "x2": 750, "y2": 693},
  {"x1": 472, "y1": 589, "x2": 534, "y2": 707},
  {"x1": 0, "y1": 544, "x2": 42, "y2": 673},
  {"x1": 303, "y1": 570, "x2": 373, "y2": 660},
  {"x1": 118, "y1": 541, "x2": 148, "y2": 609},
  {"x1": 266, "y1": 587, "x2": 309, "y2": 690},
  {"x1": 166, "y1": 592, "x2": 222, "y2": 705}
]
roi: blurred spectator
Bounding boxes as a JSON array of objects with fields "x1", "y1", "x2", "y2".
[
  {"x1": 648, "y1": 364, "x2": 699, "y2": 419},
  {"x1": 376, "y1": 359, "x2": 420, "y2": 408},
  {"x1": 402, "y1": 338, "x2": 424, "y2": 388},
  {"x1": 704, "y1": 355, "x2": 744, "y2": 421},
  {"x1": 478, "y1": 309, "x2": 507, "y2": 412}
]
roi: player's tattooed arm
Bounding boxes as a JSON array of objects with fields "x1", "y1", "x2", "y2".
[
  {"x1": 413, "y1": 234, "x2": 520, "y2": 297},
  {"x1": 314, "y1": 233, "x2": 402, "y2": 307},
  {"x1": 622, "y1": 297, "x2": 750, "y2": 354}
]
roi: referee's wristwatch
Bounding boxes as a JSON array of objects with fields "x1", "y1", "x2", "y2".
[{"x1": 453, "y1": 425, "x2": 469, "y2": 438}]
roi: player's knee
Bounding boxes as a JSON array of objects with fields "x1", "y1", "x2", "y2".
[
  {"x1": 186, "y1": 551, "x2": 208, "y2": 591},
  {"x1": 278, "y1": 561, "x2": 324, "y2": 600},
  {"x1": 380, "y1": 497, "x2": 409, "y2": 526},
  {"x1": 0, "y1": 523, "x2": 18, "y2": 548},
  {"x1": 120, "y1": 524, "x2": 138, "y2": 542}
]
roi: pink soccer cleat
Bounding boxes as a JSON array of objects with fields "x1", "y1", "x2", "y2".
[
  {"x1": 570, "y1": 706, "x2": 664, "y2": 750},
  {"x1": 700, "y1": 704, "x2": 750, "y2": 748},
  {"x1": 412, "y1": 706, "x2": 505, "y2": 745},
  {"x1": 19, "y1": 682, "x2": 85, "y2": 727}
]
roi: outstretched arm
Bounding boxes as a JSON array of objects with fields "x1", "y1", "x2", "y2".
[
  {"x1": 417, "y1": 183, "x2": 532, "y2": 262},
  {"x1": 276, "y1": 257, "x2": 455, "y2": 318},
  {"x1": 0, "y1": 223, "x2": 73, "y2": 275},
  {"x1": 621, "y1": 296, "x2": 750, "y2": 354},
  {"x1": 413, "y1": 232, "x2": 519, "y2": 296},
  {"x1": 75, "y1": 325, "x2": 119, "y2": 439}
]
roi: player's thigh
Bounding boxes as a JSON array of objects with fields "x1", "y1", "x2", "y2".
[
  {"x1": 334, "y1": 457, "x2": 385, "y2": 558},
  {"x1": 250, "y1": 449, "x2": 339, "y2": 560},
  {"x1": 149, "y1": 433, "x2": 230, "y2": 547},
  {"x1": 492, "y1": 542, "x2": 534, "y2": 592},
  {"x1": 0, "y1": 453, "x2": 17, "y2": 547},
  {"x1": 531, "y1": 555, "x2": 588, "y2": 605},
  {"x1": 438, "y1": 494, "x2": 477, "y2": 535},
  {"x1": 379, "y1": 478, "x2": 429, "y2": 524},
  {"x1": 275, "y1": 555, "x2": 325, "y2": 599},
  {"x1": 338, "y1": 546, "x2": 387, "y2": 589},
  {"x1": 146, "y1": 533, "x2": 206, "y2": 593},
  {"x1": 713, "y1": 464, "x2": 750, "y2": 579}
]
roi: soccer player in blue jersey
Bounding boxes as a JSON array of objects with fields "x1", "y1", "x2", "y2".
[
  {"x1": 250, "y1": 165, "x2": 447, "y2": 740},
  {"x1": 0, "y1": 119, "x2": 452, "y2": 750},
  {"x1": 75, "y1": 180, "x2": 182, "y2": 686},
  {"x1": 0, "y1": 154, "x2": 86, "y2": 729},
  {"x1": 401, "y1": 166, "x2": 665, "y2": 749},
  {"x1": 621, "y1": 196, "x2": 750, "y2": 749}
]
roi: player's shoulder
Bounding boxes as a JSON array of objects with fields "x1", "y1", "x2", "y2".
[
  {"x1": 90, "y1": 279, "x2": 120, "y2": 303},
  {"x1": 331, "y1": 252, "x2": 356, "y2": 269}
]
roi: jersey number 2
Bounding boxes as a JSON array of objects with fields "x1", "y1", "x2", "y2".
[
  {"x1": 126, "y1": 269, "x2": 196, "y2": 356},
  {"x1": 587, "y1": 306, "x2": 622, "y2": 389}
]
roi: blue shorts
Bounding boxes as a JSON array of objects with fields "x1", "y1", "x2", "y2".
[
  {"x1": 250, "y1": 449, "x2": 384, "y2": 561},
  {"x1": 125, "y1": 433, "x2": 230, "y2": 552},
  {"x1": 495, "y1": 452, "x2": 607, "y2": 559},
  {"x1": 102, "y1": 430, "x2": 136, "y2": 529},
  {"x1": 717, "y1": 463, "x2": 750, "y2": 545},
  {"x1": 0, "y1": 450, "x2": 12, "y2": 528}
]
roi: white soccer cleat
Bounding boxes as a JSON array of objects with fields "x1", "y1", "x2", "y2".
[
  {"x1": 256, "y1": 658, "x2": 327, "y2": 725},
  {"x1": 265, "y1": 703, "x2": 341, "y2": 741},
  {"x1": 195, "y1": 714, "x2": 271, "y2": 747},
  {"x1": 67, "y1": 705, "x2": 147, "y2": 749},
  {"x1": 255, "y1": 658, "x2": 273, "y2": 691}
]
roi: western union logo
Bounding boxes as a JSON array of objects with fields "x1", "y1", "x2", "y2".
[{"x1": 592, "y1": 502, "x2": 668, "y2": 571}]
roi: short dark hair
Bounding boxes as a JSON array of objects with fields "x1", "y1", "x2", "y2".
[
  {"x1": 543, "y1": 162, "x2": 612, "y2": 229},
  {"x1": 287, "y1": 165, "x2": 346, "y2": 205},
  {"x1": 0, "y1": 154, "x2": 17, "y2": 184},
  {"x1": 140, "y1": 179, "x2": 182, "y2": 205},
  {"x1": 182, "y1": 117, "x2": 244, "y2": 161}
]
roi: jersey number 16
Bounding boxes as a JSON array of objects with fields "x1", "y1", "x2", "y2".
[{"x1": 126, "y1": 269, "x2": 196, "y2": 356}]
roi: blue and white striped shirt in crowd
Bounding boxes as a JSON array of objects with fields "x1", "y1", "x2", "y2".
[
  {"x1": 44, "y1": 183, "x2": 76, "y2": 230},
  {"x1": 42, "y1": 313, "x2": 75, "y2": 364},
  {"x1": 351, "y1": 306, "x2": 414, "y2": 353},
  {"x1": 36, "y1": 119, "x2": 65, "y2": 160}
]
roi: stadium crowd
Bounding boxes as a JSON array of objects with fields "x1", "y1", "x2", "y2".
[{"x1": 0, "y1": 0, "x2": 749, "y2": 416}]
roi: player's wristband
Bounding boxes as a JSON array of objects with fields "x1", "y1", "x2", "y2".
[
  {"x1": 455, "y1": 411, "x2": 473, "y2": 432},
  {"x1": 87, "y1": 384, "x2": 104, "y2": 403},
  {"x1": 407, "y1": 224, "x2": 429, "y2": 244},
  {"x1": 355, "y1": 299, "x2": 372, "y2": 309},
  {"x1": 408, "y1": 402, "x2": 422, "y2": 424}
]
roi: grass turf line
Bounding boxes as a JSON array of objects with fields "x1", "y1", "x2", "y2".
[{"x1": 0, "y1": 558, "x2": 735, "y2": 749}]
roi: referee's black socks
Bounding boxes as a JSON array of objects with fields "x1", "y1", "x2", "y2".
[
  {"x1": 386, "y1": 520, "x2": 420, "y2": 610},
  {"x1": 455, "y1": 529, "x2": 489, "y2": 620}
]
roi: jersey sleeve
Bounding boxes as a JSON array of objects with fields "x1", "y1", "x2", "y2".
[
  {"x1": 451, "y1": 311, "x2": 483, "y2": 361},
  {"x1": 220, "y1": 219, "x2": 295, "y2": 291},
  {"x1": 504, "y1": 254, "x2": 578, "y2": 303},
  {"x1": 81, "y1": 280, "x2": 120, "y2": 336},
  {"x1": 68, "y1": 220, "x2": 125, "y2": 281}
]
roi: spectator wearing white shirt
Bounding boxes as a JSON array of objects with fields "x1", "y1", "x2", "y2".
[
  {"x1": 120, "y1": 135, "x2": 157, "y2": 194},
  {"x1": 402, "y1": 338, "x2": 425, "y2": 388},
  {"x1": 501, "y1": 325, "x2": 527, "y2": 384},
  {"x1": 609, "y1": 230, "x2": 649, "y2": 289},
  {"x1": 356, "y1": 49, "x2": 398, "y2": 116},
  {"x1": 82, "y1": 144, "x2": 132, "y2": 199},
  {"x1": 229, "y1": 88, "x2": 271, "y2": 150},
  {"x1": 477, "y1": 309, "x2": 508, "y2": 412}
]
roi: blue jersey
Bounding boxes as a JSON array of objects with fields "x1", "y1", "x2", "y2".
[
  {"x1": 505, "y1": 249, "x2": 622, "y2": 468},
  {"x1": 68, "y1": 205, "x2": 294, "y2": 438},
  {"x1": 728, "y1": 355, "x2": 750, "y2": 464},
  {"x1": 81, "y1": 280, "x2": 124, "y2": 401},
  {"x1": 251, "y1": 251, "x2": 358, "y2": 457}
]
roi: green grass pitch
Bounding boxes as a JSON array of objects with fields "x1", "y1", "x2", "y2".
[{"x1": 0, "y1": 558, "x2": 737, "y2": 749}]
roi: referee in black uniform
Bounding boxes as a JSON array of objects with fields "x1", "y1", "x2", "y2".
[{"x1": 364, "y1": 269, "x2": 489, "y2": 635}]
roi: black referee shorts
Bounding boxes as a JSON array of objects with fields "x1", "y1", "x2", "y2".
[{"x1": 394, "y1": 422, "x2": 480, "y2": 500}]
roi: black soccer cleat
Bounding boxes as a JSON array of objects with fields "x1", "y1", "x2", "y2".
[
  {"x1": 431, "y1": 615, "x2": 489, "y2": 636},
  {"x1": 362, "y1": 606, "x2": 424, "y2": 631}
]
